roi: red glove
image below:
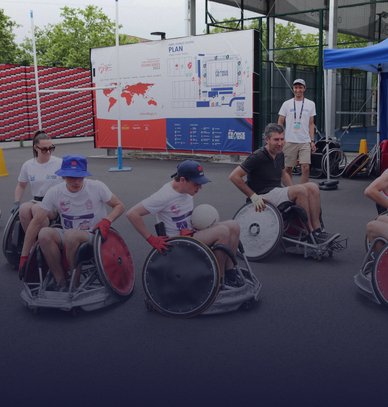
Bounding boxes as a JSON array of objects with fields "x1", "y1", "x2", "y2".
[
  {"x1": 18, "y1": 255, "x2": 29, "y2": 279},
  {"x1": 180, "y1": 228, "x2": 194, "y2": 237},
  {"x1": 146, "y1": 235, "x2": 170, "y2": 253},
  {"x1": 94, "y1": 218, "x2": 111, "y2": 241}
]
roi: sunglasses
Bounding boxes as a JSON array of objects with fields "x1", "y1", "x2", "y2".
[{"x1": 36, "y1": 145, "x2": 55, "y2": 153}]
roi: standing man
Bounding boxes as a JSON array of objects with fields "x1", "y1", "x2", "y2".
[{"x1": 278, "y1": 79, "x2": 317, "y2": 184}]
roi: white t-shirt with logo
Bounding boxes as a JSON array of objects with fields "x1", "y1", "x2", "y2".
[
  {"x1": 142, "y1": 181, "x2": 193, "y2": 237},
  {"x1": 18, "y1": 156, "x2": 62, "y2": 197},
  {"x1": 278, "y1": 97, "x2": 316, "y2": 143},
  {"x1": 40, "y1": 179, "x2": 112, "y2": 231}
]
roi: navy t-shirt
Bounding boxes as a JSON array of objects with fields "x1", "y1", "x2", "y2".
[{"x1": 240, "y1": 147, "x2": 284, "y2": 194}]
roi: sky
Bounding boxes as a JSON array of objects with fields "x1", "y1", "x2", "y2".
[{"x1": 1, "y1": 0, "x2": 259, "y2": 43}]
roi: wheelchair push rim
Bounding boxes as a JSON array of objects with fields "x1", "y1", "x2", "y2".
[
  {"x1": 371, "y1": 244, "x2": 388, "y2": 306},
  {"x1": 233, "y1": 202, "x2": 283, "y2": 261},
  {"x1": 94, "y1": 228, "x2": 135, "y2": 297},
  {"x1": 142, "y1": 237, "x2": 221, "y2": 318},
  {"x1": 2, "y1": 208, "x2": 24, "y2": 269}
]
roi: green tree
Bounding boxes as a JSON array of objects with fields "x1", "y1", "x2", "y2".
[
  {"x1": 17, "y1": 5, "x2": 138, "y2": 69},
  {"x1": 0, "y1": 9, "x2": 19, "y2": 64},
  {"x1": 209, "y1": 18, "x2": 366, "y2": 66}
]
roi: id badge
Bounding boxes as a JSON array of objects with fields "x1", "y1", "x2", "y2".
[{"x1": 293, "y1": 121, "x2": 301, "y2": 129}]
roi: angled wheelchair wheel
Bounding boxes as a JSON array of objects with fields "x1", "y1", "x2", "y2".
[
  {"x1": 142, "y1": 237, "x2": 220, "y2": 318},
  {"x1": 371, "y1": 244, "x2": 388, "y2": 305},
  {"x1": 343, "y1": 153, "x2": 369, "y2": 178},
  {"x1": 233, "y1": 202, "x2": 283, "y2": 261},
  {"x1": 322, "y1": 148, "x2": 347, "y2": 178},
  {"x1": 94, "y1": 228, "x2": 135, "y2": 297},
  {"x1": 2, "y1": 208, "x2": 24, "y2": 269}
]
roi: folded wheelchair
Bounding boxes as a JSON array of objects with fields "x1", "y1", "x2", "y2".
[
  {"x1": 310, "y1": 139, "x2": 347, "y2": 179},
  {"x1": 354, "y1": 237, "x2": 388, "y2": 305},
  {"x1": 233, "y1": 201, "x2": 346, "y2": 261},
  {"x1": 142, "y1": 225, "x2": 262, "y2": 318},
  {"x1": 19, "y1": 228, "x2": 135, "y2": 313}
]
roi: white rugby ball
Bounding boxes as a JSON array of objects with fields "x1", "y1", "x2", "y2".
[{"x1": 191, "y1": 204, "x2": 220, "y2": 230}]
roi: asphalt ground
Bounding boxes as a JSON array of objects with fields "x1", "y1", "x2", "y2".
[{"x1": 0, "y1": 140, "x2": 386, "y2": 407}]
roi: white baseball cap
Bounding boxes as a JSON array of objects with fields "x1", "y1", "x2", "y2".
[{"x1": 293, "y1": 79, "x2": 306, "y2": 87}]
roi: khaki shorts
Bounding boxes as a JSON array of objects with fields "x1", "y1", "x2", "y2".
[
  {"x1": 283, "y1": 142, "x2": 311, "y2": 167},
  {"x1": 262, "y1": 187, "x2": 291, "y2": 207}
]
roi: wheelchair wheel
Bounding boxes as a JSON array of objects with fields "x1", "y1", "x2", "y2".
[
  {"x1": 321, "y1": 148, "x2": 347, "y2": 178},
  {"x1": 343, "y1": 153, "x2": 369, "y2": 178},
  {"x1": 142, "y1": 237, "x2": 220, "y2": 318},
  {"x1": 233, "y1": 202, "x2": 283, "y2": 261},
  {"x1": 94, "y1": 228, "x2": 135, "y2": 297},
  {"x1": 2, "y1": 209, "x2": 24, "y2": 269},
  {"x1": 371, "y1": 244, "x2": 388, "y2": 305}
]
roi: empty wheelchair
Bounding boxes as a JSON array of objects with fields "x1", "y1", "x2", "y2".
[
  {"x1": 142, "y1": 235, "x2": 261, "y2": 318},
  {"x1": 233, "y1": 201, "x2": 346, "y2": 261},
  {"x1": 354, "y1": 237, "x2": 388, "y2": 305},
  {"x1": 310, "y1": 139, "x2": 347, "y2": 179},
  {"x1": 20, "y1": 227, "x2": 135, "y2": 313}
]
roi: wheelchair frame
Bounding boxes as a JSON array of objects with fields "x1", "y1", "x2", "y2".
[
  {"x1": 142, "y1": 236, "x2": 262, "y2": 318},
  {"x1": 233, "y1": 202, "x2": 346, "y2": 261},
  {"x1": 20, "y1": 228, "x2": 135, "y2": 313}
]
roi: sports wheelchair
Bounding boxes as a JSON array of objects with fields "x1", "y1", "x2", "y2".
[
  {"x1": 142, "y1": 225, "x2": 261, "y2": 318},
  {"x1": 354, "y1": 237, "x2": 388, "y2": 305},
  {"x1": 19, "y1": 227, "x2": 135, "y2": 313},
  {"x1": 233, "y1": 201, "x2": 346, "y2": 261}
]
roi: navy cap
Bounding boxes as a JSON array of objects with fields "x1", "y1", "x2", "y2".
[
  {"x1": 171, "y1": 160, "x2": 210, "y2": 184},
  {"x1": 55, "y1": 155, "x2": 92, "y2": 177}
]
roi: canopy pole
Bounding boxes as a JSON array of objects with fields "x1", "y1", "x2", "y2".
[
  {"x1": 109, "y1": 0, "x2": 132, "y2": 172},
  {"x1": 320, "y1": 0, "x2": 339, "y2": 191},
  {"x1": 376, "y1": 69, "x2": 381, "y2": 172}
]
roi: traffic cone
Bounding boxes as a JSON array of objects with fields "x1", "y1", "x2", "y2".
[
  {"x1": 358, "y1": 138, "x2": 368, "y2": 154},
  {"x1": 0, "y1": 149, "x2": 9, "y2": 177}
]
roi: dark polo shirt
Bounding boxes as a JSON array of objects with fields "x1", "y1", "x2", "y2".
[{"x1": 240, "y1": 147, "x2": 284, "y2": 194}]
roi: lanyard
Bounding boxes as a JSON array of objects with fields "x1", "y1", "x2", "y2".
[{"x1": 293, "y1": 98, "x2": 304, "y2": 121}]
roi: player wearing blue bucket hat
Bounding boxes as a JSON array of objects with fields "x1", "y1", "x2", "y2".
[{"x1": 23, "y1": 155, "x2": 124, "y2": 290}]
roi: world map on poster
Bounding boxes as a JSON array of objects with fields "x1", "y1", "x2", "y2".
[{"x1": 103, "y1": 82, "x2": 157, "y2": 112}]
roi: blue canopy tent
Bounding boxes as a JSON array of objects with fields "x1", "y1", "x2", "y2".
[{"x1": 324, "y1": 38, "x2": 388, "y2": 172}]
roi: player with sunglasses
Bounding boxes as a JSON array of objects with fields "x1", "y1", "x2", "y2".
[{"x1": 12, "y1": 130, "x2": 62, "y2": 273}]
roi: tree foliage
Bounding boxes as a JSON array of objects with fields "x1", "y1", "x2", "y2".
[
  {"x1": 0, "y1": 9, "x2": 19, "y2": 64},
  {"x1": 209, "y1": 18, "x2": 366, "y2": 66},
  {"x1": 17, "y1": 5, "x2": 138, "y2": 69}
]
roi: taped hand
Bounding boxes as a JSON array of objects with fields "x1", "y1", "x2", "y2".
[
  {"x1": 146, "y1": 235, "x2": 170, "y2": 253},
  {"x1": 94, "y1": 218, "x2": 111, "y2": 241},
  {"x1": 250, "y1": 193, "x2": 266, "y2": 212}
]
